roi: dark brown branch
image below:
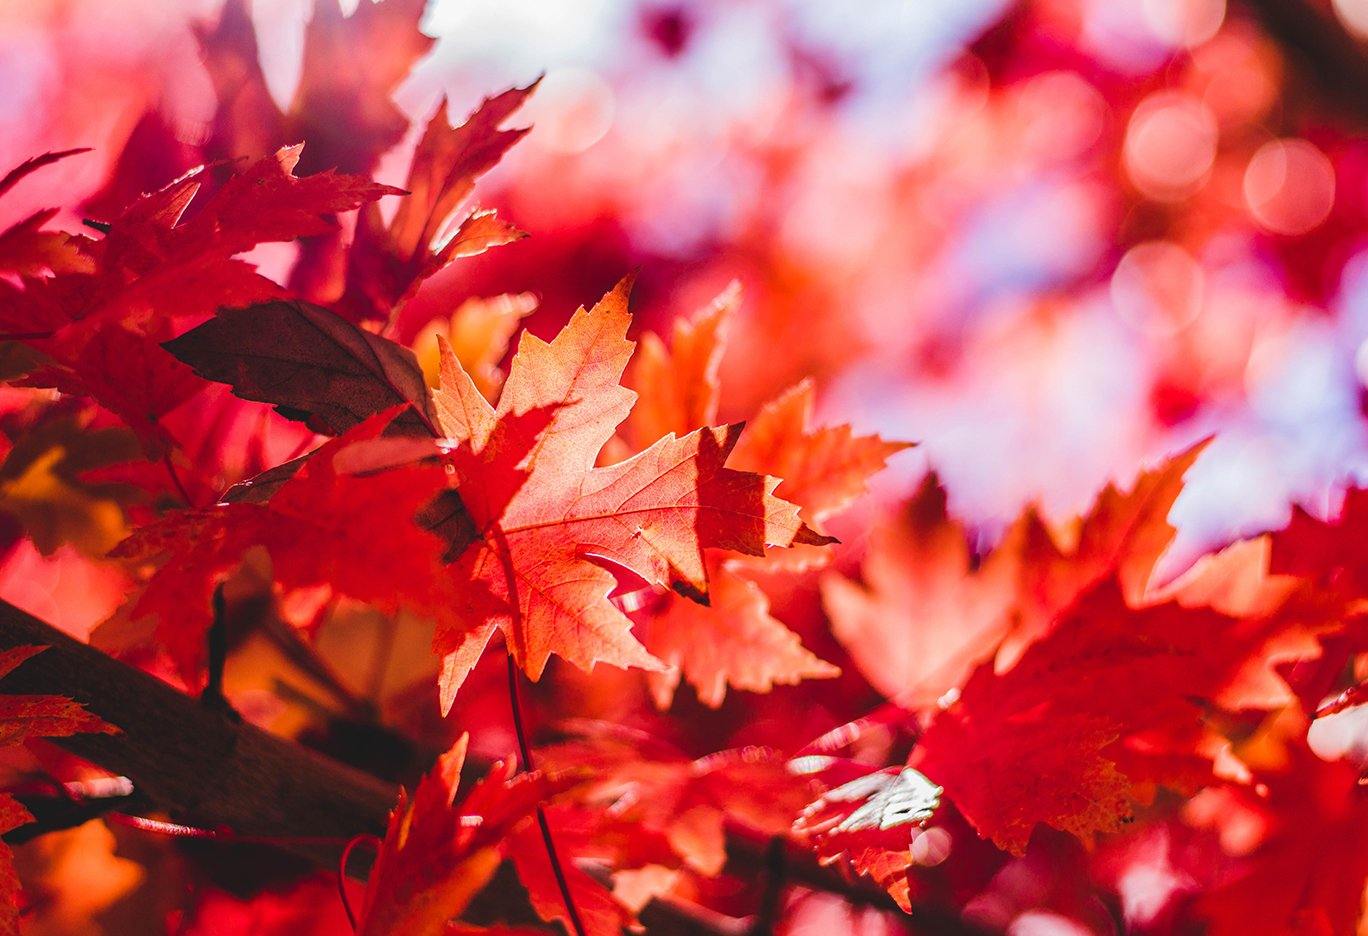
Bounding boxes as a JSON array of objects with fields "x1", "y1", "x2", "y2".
[{"x1": 0, "y1": 598, "x2": 394, "y2": 870}]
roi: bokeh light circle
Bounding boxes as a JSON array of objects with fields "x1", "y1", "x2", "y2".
[
  {"x1": 1123, "y1": 92, "x2": 1218, "y2": 201},
  {"x1": 1243, "y1": 138, "x2": 1336, "y2": 236},
  {"x1": 1111, "y1": 240, "x2": 1205, "y2": 335}
]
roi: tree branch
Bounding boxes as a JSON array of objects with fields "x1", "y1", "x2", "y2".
[{"x1": 0, "y1": 598, "x2": 394, "y2": 870}]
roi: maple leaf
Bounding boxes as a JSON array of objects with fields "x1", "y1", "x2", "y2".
[
  {"x1": 1192, "y1": 736, "x2": 1368, "y2": 936},
  {"x1": 112, "y1": 408, "x2": 452, "y2": 682},
  {"x1": 824, "y1": 474, "x2": 1021, "y2": 708},
  {"x1": 414, "y1": 292, "x2": 537, "y2": 398},
  {"x1": 726, "y1": 380, "x2": 911, "y2": 530},
  {"x1": 432, "y1": 278, "x2": 829, "y2": 710},
  {"x1": 164, "y1": 299, "x2": 439, "y2": 437},
  {"x1": 357, "y1": 734, "x2": 550, "y2": 936},
  {"x1": 1271, "y1": 486, "x2": 1368, "y2": 610},
  {"x1": 791, "y1": 761, "x2": 944, "y2": 912},
  {"x1": 0, "y1": 645, "x2": 116, "y2": 935},
  {"x1": 1157, "y1": 535, "x2": 1352, "y2": 712},
  {"x1": 827, "y1": 445, "x2": 1204, "y2": 710},
  {"x1": 643, "y1": 555, "x2": 839, "y2": 708},
  {"x1": 910, "y1": 581, "x2": 1319, "y2": 855},
  {"x1": 341, "y1": 84, "x2": 535, "y2": 321},
  {"x1": 619, "y1": 282, "x2": 735, "y2": 452},
  {"x1": 996, "y1": 440, "x2": 1207, "y2": 665}
]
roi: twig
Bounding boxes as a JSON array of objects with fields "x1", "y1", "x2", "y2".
[
  {"x1": 200, "y1": 585, "x2": 238, "y2": 718},
  {"x1": 748, "y1": 836, "x2": 788, "y2": 935},
  {"x1": 506, "y1": 653, "x2": 588, "y2": 936}
]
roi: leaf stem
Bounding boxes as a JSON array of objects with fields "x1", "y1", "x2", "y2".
[
  {"x1": 337, "y1": 833, "x2": 383, "y2": 932},
  {"x1": 162, "y1": 451, "x2": 195, "y2": 507},
  {"x1": 201, "y1": 585, "x2": 238, "y2": 719},
  {"x1": 748, "y1": 836, "x2": 787, "y2": 935},
  {"x1": 506, "y1": 653, "x2": 587, "y2": 936}
]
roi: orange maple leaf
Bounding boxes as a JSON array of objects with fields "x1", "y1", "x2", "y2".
[
  {"x1": 823, "y1": 475, "x2": 1021, "y2": 708},
  {"x1": 826, "y1": 443, "x2": 1205, "y2": 709},
  {"x1": 432, "y1": 278, "x2": 831, "y2": 711}
]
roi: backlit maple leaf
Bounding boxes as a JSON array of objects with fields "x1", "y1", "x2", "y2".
[
  {"x1": 433, "y1": 278, "x2": 831, "y2": 710},
  {"x1": 792, "y1": 760, "x2": 944, "y2": 912},
  {"x1": 824, "y1": 474, "x2": 1021, "y2": 708},
  {"x1": 827, "y1": 444, "x2": 1205, "y2": 709},
  {"x1": 339, "y1": 85, "x2": 535, "y2": 321}
]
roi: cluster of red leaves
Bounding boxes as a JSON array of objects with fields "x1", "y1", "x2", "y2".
[{"x1": 0, "y1": 1, "x2": 1365, "y2": 934}]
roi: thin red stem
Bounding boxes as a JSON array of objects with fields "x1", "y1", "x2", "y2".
[
  {"x1": 338, "y1": 832, "x2": 383, "y2": 932},
  {"x1": 162, "y1": 452, "x2": 194, "y2": 506},
  {"x1": 506, "y1": 653, "x2": 587, "y2": 936}
]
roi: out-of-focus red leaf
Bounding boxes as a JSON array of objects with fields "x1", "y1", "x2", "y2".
[
  {"x1": 824, "y1": 475, "x2": 1022, "y2": 709},
  {"x1": 1192, "y1": 738, "x2": 1368, "y2": 936},
  {"x1": 111, "y1": 408, "x2": 452, "y2": 682},
  {"x1": 540, "y1": 724, "x2": 815, "y2": 877},
  {"x1": 197, "y1": 0, "x2": 432, "y2": 177},
  {"x1": 643, "y1": 555, "x2": 838, "y2": 708}
]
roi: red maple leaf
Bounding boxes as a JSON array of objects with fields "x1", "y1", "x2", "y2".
[
  {"x1": 824, "y1": 474, "x2": 1022, "y2": 709},
  {"x1": 911, "y1": 580, "x2": 1326, "y2": 855},
  {"x1": 540, "y1": 723, "x2": 815, "y2": 878},
  {"x1": 826, "y1": 444, "x2": 1205, "y2": 710},
  {"x1": 357, "y1": 734, "x2": 551, "y2": 936},
  {"x1": 4, "y1": 145, "x2": 400, "y2": 453},
  {"x1": 340, "y1": 84, "x2": 536, "y2": 322}
]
